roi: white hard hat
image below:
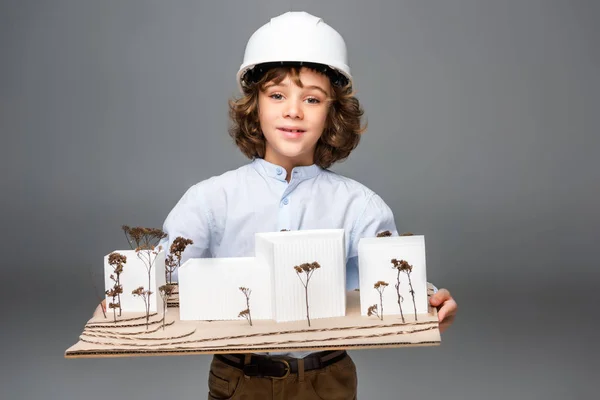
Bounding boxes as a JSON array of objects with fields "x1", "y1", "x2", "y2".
[{"x1": 237, "y1": 11, "x2": 352, "y2": 92}]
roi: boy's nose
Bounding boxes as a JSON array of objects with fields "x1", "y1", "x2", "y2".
[{"x1": 284, "y1": 101, "x2": 303, "y2": 119}]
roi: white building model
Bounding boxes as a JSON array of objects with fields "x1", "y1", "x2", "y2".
[
  {"x1": 358, "y1": 235, "x2": 428, "y2": 319},
  {"x1": 178, "y1": 257, "x2": 273, "y2": 321},
  {"x1": 178, "y1": 229, "x2": 346, "y2": 322}
]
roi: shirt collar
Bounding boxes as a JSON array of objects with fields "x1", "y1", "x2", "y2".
[{"x1": 251, "y1": 158, "x2": 322, "y2": 182}]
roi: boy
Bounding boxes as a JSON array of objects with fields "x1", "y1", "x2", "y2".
[{"x1": 103, "y1": 11, "x2": 457, "y2": 399}]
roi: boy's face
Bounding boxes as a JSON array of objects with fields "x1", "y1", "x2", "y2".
[{"x1": 258, "y1": 67, "x2": 331, "y2": 169}]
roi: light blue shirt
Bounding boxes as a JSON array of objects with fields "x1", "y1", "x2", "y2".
[{"x1": 160, "y1": 158, "x2": 398, "y2": 358}]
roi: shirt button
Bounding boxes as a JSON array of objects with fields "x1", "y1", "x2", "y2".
[
  {"x1": 282, "y1": 198, "x2": 289, "y2": 205},
  {"x1": 276, "y1": 167, "x2": 283, "y2": 175}
]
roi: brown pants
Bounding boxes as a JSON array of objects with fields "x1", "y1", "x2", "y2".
[{"x1": 207, "y1": 353, "x2": 358, "y2": 400}]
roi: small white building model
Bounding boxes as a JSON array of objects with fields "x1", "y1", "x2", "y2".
[
  {"x1": 358, "y1": 235, "x2": 428, "y2": 319},
  {"x1": 178, "y1": 229, "x2": 346, "y2": 322},
  {"x1": 104, "y1": 249, "x2": 166, "y2": 313},
  {"x1": 178, "y1": 257, "x2": 272, "y2": 321}
]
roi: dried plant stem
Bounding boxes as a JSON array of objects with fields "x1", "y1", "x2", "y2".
[
  {"x1": 122, "y1": 226, "x2": 166, "y2": 329},
  {"x1": 294, "y1": 262, "x2": 320, "y2": 327},
  {"x1": 163, "y1": 297, "x2": 167, "y2": 329},
  {"x1": 405, "y1": 270, "x2": 417, "y2": 321},
  {"x1": 116, "y1": 275, "x2": 122, "y2": 316},
  {"x1": 238, "y1": 287, "x2": 253, "y2": 326},
  {"x1": 141, "y1": 295, "x2": 149, "y2": 329},
  {"x1": 395, "y1": 268, "x2": 405, "y2": 323},
  {"x1": 166, "y1": 237, "x2": 193, "y2": 284},
  {"x1": 304, "y1": 285, "x2": 310, "y2": 326},
  {"x1": 378, "y1": 290, "x2": 384, "y2": 320},
  {"x1": 295, "y1": 273, "x2": 313, "y2": 326},
  {"x1": 246, "y1": 296, "x2": 252, "y2": 326},
  {"x1": 136, "y1": 249, "x2": 160, "y2": 327},
  {"x1": 158, "y1": 284, "x2": 174, "y2": 330}
]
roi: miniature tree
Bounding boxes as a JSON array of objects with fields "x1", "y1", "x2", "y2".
[
  {"x1": 165, "y1": 255, "x2": 176, "y2": 285},
  {"x1": 397, "y1": 259, "x2": 418, "y2": 320},
  {"x1": 165, "y1": 236, "x2": 194, "y2": 284},
  {"x1": 122, "y1": 226, "x2": 167, "y2": 328},
  {"x1": 122, "y1": 225, "x2": 167, "y2": 251},
  {"x1": 105, "y1": 285, "x2": 122, "y2": 323},
  {"x1": 131, "y1": 286, "x2": 152, "y2": 329},
  {"x1": 238, "y1": 287, "x2": 253, "y2": 326},
  {"x1": 238, "y1": 309, "x2": 251, "y2": 325},
  {"x1": 107, "y1": 252, "x2": 127, "y2": 316},
  {"x1": 376, "y1": 230, "x2": 392, "y2": 237},
  {"x1": 391, "y1": 258, "x2": 406, "y2": 323},
  {"x1": 294, "y1": 261, "x2": 321, "y2": 327},
  {"x1": 370, "y1": 280, "x2": 389, "y2": 320},
  {"x1": 367, "y1": 304, "x2": 380, "y2": 319},
  {"x1": 158, "y1": 284, "x2": 175, "y2": 330}
]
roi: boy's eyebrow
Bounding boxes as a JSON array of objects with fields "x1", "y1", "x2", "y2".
[
  {"x1": 264, "y1": 82, "x2": 329, "y2": 96},
  {"x1": 305, "y1": 85, "x2": 330, "y2": 97}
]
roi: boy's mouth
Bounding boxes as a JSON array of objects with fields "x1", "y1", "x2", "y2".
[
  {"x1": 277, "y1": 127, "x2": 306, "y2": 138},
  {"x1": 278, "y1": 127, "x2": 306, "y2": 133}
]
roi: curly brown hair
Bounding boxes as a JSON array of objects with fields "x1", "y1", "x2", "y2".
[{"x1": 228, "y1": 66, "x2": 366, "y2": 169}]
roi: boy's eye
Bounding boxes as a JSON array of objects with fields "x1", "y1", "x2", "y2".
[
  {"x1": 269, "y1": 93, "x2": 283, "y2": 100},
  {"x1": 306, "y1": 97, "x2": 321, "y2": 104}
]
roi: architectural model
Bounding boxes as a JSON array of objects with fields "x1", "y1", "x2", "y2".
[{"x1": 65, "y1": 227, "x2": 440, "y2": 358}]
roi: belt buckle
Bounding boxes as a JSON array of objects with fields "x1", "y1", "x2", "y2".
[{"x1": 270, "y1": 358, "x2": 290, "y2": 380}]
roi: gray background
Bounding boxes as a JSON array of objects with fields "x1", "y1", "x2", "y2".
[{"x1": 1, "y1": 0, "x2": 598, "y2": 399}]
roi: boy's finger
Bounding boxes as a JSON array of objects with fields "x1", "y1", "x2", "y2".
[
  {"x1": 429, "y1": 288, "x2": 450, "y2": 306},
  {"x1": 437, "y1": 298, "x2": 457, "y2": 322}
]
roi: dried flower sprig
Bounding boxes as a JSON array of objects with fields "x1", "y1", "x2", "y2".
[
  {"x1": 294, "y1": 261, "x2": 321, "y2": 327},
  {"x1": 392, "y1": 259, "x2": 417, "y2": 320},
  {"x1": 376, "y1": 230, "x2": 392, "y2": 237},
  {"x1": 107, "y1": 252, "x2": 126, "y2": 316},
  {"x1": 122, "y1": 225, "x2": 166, "y2": 329},
  {"x1": 373, "y1": 281, "x2": 388, "y2": 320},
  {"x1": 367, "y1": 304, "x2": 380, "y2": 319},
  {"x1": 132, "y1": 286, "x2": 153, "y2": 329},
  {"x1": 105, "y1": 284, "x2": 123, "y2": 323},
  {"x1": 238, "y1": 287, "x2": 253, "y2": 326},
  {"x1": 165, "y1": 236, "x2": 193, "y2": 284},
  {"x1": 158, "y1": 284, "x2": 175, "y2": 330},
  {"x1": 122, "y1": 226, "x2": 167, "y2": 250},
  {"x1": 238, "y1": 309, "x2": 251, "y2": 324},
  {"x1": 391, "y1": 258, "x2": 406, "y2": 323}
]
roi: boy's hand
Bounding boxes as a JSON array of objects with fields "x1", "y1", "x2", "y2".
[{"x1": 429, "y1": 288, "x2": 457, "y2": 333}]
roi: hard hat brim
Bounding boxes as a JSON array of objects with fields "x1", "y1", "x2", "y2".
[{"x1": 238, "y1": 61, "x2": 351, "y2": 92}]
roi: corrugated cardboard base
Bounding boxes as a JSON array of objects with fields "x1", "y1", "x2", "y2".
[{"x1": 65, "y1": 284, "x2": 440, "y2": 358}]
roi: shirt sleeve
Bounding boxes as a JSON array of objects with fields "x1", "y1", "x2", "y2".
[
  {"x1": 349, "y1": 193, "x2": 398, "y2": 256},
  {"x1": 159, "y1": 183, "x2": 213, "y2": 282},
  {"x1": 346, "y1": 193, "x2": 398, "y2": 290}
]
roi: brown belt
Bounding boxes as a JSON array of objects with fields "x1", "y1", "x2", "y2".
[{"x1": 215, "y1": 350, "x2": 347, "y2": 379}]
